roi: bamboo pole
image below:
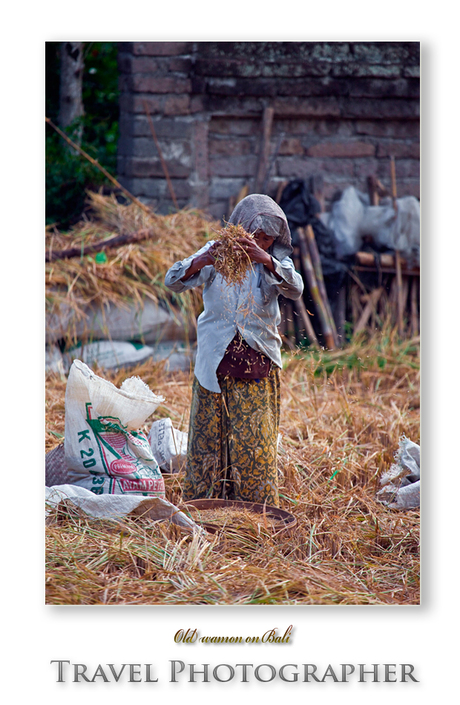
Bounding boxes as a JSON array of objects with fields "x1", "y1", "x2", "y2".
[
  {"x1": 297, "y1": 228, "x2": 335, "y2": 349},
  {"x1": 261, "y1": 130, "x2": 285, "y2": 194},
  {"x1": 354, "y1": 288, "x2": 383, "y2": 334},
  {"x1": 293, "y1": 297, "x2": 320, "y2": 348},
  {"x1": 335, "y1": 285, "x2": 347, "y2": 344},
  {"x1": 45, "y1": 117, "x2": 156, "y2": 219},
  {"x1": 305, "y1": 224, "x2": 339, "y2": 347},
  {"x1": 351, "y1": 284, "x2": 364, "y2": 329},
  {"x1": 355, "y1": 251, "x2": 415, "y2": 270},
  {"x1": 292, "y1": 247, "x2": 319, "y2": 348}
]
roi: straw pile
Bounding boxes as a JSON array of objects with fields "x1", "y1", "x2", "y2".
[
  {"x1": 212, "y1": 223, "x2": 255, "y2": 285},
  {"x1": 46, "y1": 191, "x2": 218, "y2": 345},
  {"x1": 45, "y1": 324, "x2": 420, "y2": 605}
]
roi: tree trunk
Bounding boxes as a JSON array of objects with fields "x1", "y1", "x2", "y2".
[{"x1": 58, "y1": 42, "x2": 84, "y2": 145}]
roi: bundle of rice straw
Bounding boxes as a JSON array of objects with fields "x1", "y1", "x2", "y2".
[
  {"x1": 45, "y1": 191, "x2": 218, "y2": 346},
  {"x1": 212, "y1": 223, "x2": 255, "y2": 285}
]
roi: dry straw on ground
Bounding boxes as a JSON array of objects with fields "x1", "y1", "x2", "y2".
[{"x1": 45, "y1": 325, "x2": 420, "y2": 606}]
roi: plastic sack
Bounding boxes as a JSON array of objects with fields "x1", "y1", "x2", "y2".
[
  {"x1": 327, "y1": 186, "x2": 366, "y2": 258},
  {"x1": 64, "y1": 360, "x2": 165, "y2": 497},
  {"x1": 45, "y1": 443, "x2": 69, "y2": 487},
  {"x1": 382, "y1": 481, "x2": 420, "y2": 510},
  {"x1": 46, "y1": 345, "x2": 67, "y2": 375},
  {"x1": 376, "y1": 437, "x2": 420, "y2": 510},
  {"x1": 360, "y1": 196, "x2": 420, "y2": 262},
  {"x1": 45, "y1": 484, "x2": 202, "y2": 533},
  {"x1": 149, "y1": 418, "x2": 188, "y2": 473},
  {"x1": 326, "y1": 187, "x2": 420, "y2": 262}
]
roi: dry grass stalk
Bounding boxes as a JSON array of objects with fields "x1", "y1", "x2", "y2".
[
  {"x1": 212, "y1": 223, "x2": 255, "y2": 285},
  {"x1": 45, "y1": 328, "x2": 420, "y2": 606},
  {"x1": 46, "y1": 191, "x2": 219, "y2": 345}
]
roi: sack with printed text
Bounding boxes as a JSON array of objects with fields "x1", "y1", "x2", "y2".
[
  {"x1": 64, "y1": 360, "x2": 165, "y2": 497},
  {"x1": 149, "y1": 418, "x2": 188, "y2": 473}
]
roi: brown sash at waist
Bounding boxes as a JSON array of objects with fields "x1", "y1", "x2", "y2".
[{"x1": 216, "y1": 333, "x2": 271, "y2": 380}]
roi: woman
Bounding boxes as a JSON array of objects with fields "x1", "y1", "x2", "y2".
[{"x1": 164, "y1": 193, "x2": 304, "y2": 507}]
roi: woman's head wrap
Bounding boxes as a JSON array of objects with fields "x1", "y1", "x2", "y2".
[{"x1": 228, "y1": 193, "x2": 292, "y2": 262}]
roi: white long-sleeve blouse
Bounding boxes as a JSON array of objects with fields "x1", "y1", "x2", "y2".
[{"x1": 164, "y1": 240, "x2": 304, "y2": 393}]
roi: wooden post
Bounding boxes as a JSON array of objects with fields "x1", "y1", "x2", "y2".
[
  {"x1": 293, "y1": 297, "x2": 319, "y2": 348},
  {"x1": 367, "y1": 175, "x2": 379, "y2": 206},
  {"x1": 354, "y1": 288, "x2": 384, "y2": 334},
  {"x1": 355, "y1": 251, "x2": 410, "y2": 269},
  {"x1": 46, "y1": 228, "x2": 152, "y2": 263},
  {"x1": 292, "y1": 247, "x2": 319, "y2": 347},
  {"x1": 253, "y1": 106, "x2": 275, "y2": 193},
  {"x1": 262, "y1": 131, "x2": 285, "y2": 193},
  {"x1": 275, "y1": 180, "x2": 288, "y2": 204},
  {"x1": 309, "y1": 174, "x2": 325, "y2": 213},
  {"x1": 305, "y1": 225, "x2": 339, "y2": 347},
  {"x1": 334, "y1": 285, "x2": 347, "y2": 346},
  {"x1": 351, "y1": 284, "x2": 364, "y2": 331},
  {"x1": 297, "y1": 229, "x2": 335, "y2": 349}
]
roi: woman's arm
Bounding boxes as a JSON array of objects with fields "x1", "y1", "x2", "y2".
[
  {"x1": 266, "y1": 257, "x2": 304, "y2": 300},
  {"x1": 180, "y1": 247, "x2": 216, "y2": 282},
  {"x1": 164, "y1": 241, "x2": 216, "y2": 292}
]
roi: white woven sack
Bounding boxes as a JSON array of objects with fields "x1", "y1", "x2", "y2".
[
  {"x1": 64, "y1": 360, "x2": 165, "y2": 496},
  {"x1": 149, "y1": 418, "x2": 188, "y2": 473}
]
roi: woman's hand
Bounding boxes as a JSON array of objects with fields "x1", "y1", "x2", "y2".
[
  {"x1": 236, "y1": 236, "x2": 282, "y2": 280},
  {"x1": 237, "y1": 236, "x2": 271, "y2": 265}
]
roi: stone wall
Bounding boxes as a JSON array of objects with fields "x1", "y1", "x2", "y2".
[{"x1": 117, "y1": 41, "x2": 420, "y2": 220}]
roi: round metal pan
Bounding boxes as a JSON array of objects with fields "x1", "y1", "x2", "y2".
[{"x1": 182, "y1": 498, "x2": 296, "y2": 535}]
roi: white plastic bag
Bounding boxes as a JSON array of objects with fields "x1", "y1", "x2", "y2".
[
  {"x1": 376, "y1": 437, "x2": 420, "y2": 510},
  {"x1": 360, "y1": 196, "x2": 420, "y2": 261},
  {"x1": 45, "y1": 484, "x2": 202, "y2": 533},
  {"x1": 64, "y1": 360, "x2": 165, "y2": 497},
  {"x1": 326, "y1": 187, "x2": 420, "y2": 262},
  {"x1": 149, "y1": 418, "x2": 188, "y2": 473},
  {"x1": 327, "y1": 186, "x2": 366, "y2": 258}
]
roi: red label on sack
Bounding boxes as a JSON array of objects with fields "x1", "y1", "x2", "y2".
[
  {"x1": 120, "y1": 478, "x2": 165, "y2": 493},
  {"x1": 110, "y1": 459, "x2": 136, "y2": 475}
]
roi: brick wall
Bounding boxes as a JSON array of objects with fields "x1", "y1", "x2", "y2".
[{"x1": 117, "y1": 41, "x2": 420, "y2": 220}]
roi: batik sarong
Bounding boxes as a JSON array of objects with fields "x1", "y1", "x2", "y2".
[{"x1": 182, "y1": 367, "x2": 280, "y2": 507}]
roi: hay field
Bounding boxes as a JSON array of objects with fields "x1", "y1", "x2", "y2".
[{"x1": 45, "y1": 328, "x2": 420, "y2": 606}]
